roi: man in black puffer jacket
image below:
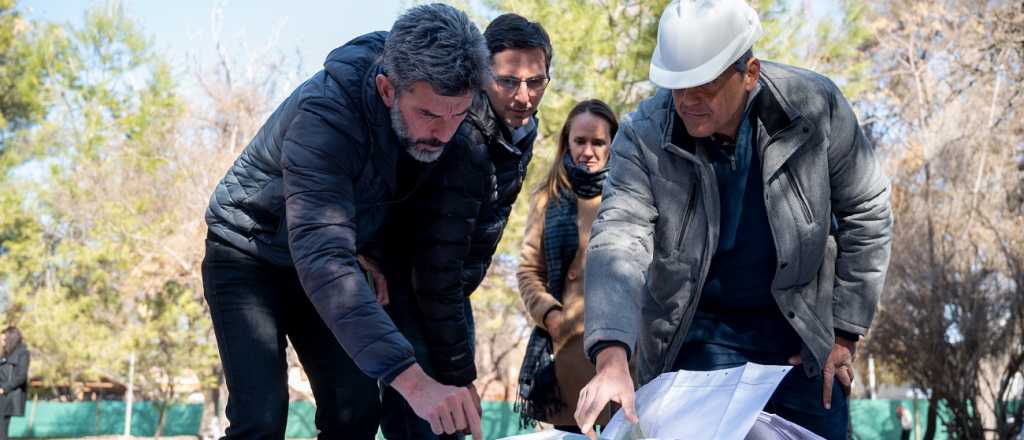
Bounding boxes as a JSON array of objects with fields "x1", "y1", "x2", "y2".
[
  {"x1": 201, "y1": 4, "x2": 491, "y2": 439},
  {"x1": 360, "y1": 14, "x2": 551, "y2": 439}
]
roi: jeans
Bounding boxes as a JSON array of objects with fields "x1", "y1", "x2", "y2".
[{"x1": 202, "y1": 234, "x2": 380, "y2": 439}]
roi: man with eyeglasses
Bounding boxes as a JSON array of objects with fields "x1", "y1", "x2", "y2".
[
  {"x1": 574, "y1": 0, "x2": 892, "y2": 439},
  {"x1": 356, "y1": 12, "x2": 552, "y2": 440}
]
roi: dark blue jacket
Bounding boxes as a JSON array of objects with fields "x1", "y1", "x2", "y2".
[
  {"x1": 366, "y1": 94, "x2": 536, "y2": 386},
  {"x1": 205, "y1": 32, "x2": 417, "y2": 381}
]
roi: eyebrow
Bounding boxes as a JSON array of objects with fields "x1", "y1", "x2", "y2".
[{"x1": 418, "y1": 105, "x2": 472, "y2": 119}]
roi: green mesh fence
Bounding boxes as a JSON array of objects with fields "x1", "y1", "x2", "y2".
[{"x1": 0, "y1": 399, "x2": 1003, "y2": 439}]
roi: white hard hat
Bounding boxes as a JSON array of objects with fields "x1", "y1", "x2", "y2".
[{"x1": 649, "y1": 0, "x2": 763, "y2": 89}]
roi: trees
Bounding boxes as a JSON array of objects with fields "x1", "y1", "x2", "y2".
[
  {"x1": 0, "y1": 4, "x2": 220, "y2": 434},
  {"x1": 864, "y1": 0, "x2": 1024, "y2": 438}
]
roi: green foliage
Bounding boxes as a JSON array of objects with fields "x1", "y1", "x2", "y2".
[
  {"x1": 0, "y1": 0, "x2": 71, "y2": 169},
  {"x1": 0, "y1": 2, "x2": 215, "y2": 403}
]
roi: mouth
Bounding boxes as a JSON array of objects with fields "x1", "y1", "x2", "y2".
[
  {"x1": 416, "y1": 144, "x2": 443, "y2": 152},
  {"x1": 681, "y1": 109, "x2": 710, "y2": 118}
]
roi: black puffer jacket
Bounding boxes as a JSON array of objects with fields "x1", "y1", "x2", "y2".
[
  {"x1": 205, "y1": 32, "x2": 418, "y2": 382},
  {"x1": 461, "y1": 96, "x2": 536, "y2": 294},
  {"x1": 368, "y1": 94, "x2": 536, "y2": 386}
]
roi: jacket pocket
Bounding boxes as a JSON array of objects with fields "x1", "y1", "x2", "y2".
[
  {"x1": 798, "y1": 235, "x2": 837, "y2": 336},
  {"x1": 645, "y1": 253, "x2": 697, "y2": 308},
  {"x1": 784, "y1": 166, "x2": 814, "y2": 224}
]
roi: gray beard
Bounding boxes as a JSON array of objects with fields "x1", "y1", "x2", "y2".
[{"x1": 390, "y1": 101, "x2": 444, "y2": 163}]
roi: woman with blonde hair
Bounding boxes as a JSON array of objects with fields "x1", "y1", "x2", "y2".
[{"x1": 515, "y1": 99, "x2": 618, "y2": 432}]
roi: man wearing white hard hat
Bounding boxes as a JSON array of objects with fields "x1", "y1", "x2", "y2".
[{"x1": 574, "y1": 0, "x2": 892, "y2": 439}]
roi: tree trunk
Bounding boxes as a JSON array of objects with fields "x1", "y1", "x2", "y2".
[
  {"x1": 924, "y1": 396, "x2": 939, "y2": 440},
  {"x1": 155, "y1": 403, "x2": 167, "y2": 440}
]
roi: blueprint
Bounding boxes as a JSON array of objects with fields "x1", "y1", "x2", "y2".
[{"x1": 499, "y1": 363, "x2": 795, "y2": 440}]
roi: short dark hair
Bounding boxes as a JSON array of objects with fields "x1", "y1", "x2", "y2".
[
  {"x1": 3, "y1": 326, "x2": 22, "y2": 356},
  {"x1": 733, "y1": 49, "x2": 755, "y2": 73},
  {"x1": 483, "y1": 14, "x2": 553, "y2": 75},
  {"x1": 382, "y1": 3, "x2": 491, "y2": 96}
]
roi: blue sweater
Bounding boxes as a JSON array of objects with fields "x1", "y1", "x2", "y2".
[{"x1": 673, "y1": 107, "x2": 802, "y2": 371}]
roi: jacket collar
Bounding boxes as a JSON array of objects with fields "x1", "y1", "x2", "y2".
[
  {"x1": 468, "y1": 93, "x2": 535, "y2": 157},
  {"x1": 754, "y1": 72, "x2": 815, "y2": 179},
  {"x1": 658, "y1": 70, "x2": 813, "y2": 179}
]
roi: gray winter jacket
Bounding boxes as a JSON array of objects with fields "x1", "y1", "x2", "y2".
[{"x1": 584, "y1": 62, "x2": 893, "y2": 386}]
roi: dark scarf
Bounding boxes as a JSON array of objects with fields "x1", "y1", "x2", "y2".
[
  {"x1": 564, "y1": 153, "x2": 608, "y2": 199},
  {"x1": 516, "y1": 155, "x2": 608, "y2": 428}
]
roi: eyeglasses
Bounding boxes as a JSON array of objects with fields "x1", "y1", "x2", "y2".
[{"x1": 494, "y1": 75, "x2": 549, "y2": 93}]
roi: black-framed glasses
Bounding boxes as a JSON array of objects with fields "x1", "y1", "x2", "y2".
[{"x1": 494, "y1": 75, "x2": 549, "y2": 93}]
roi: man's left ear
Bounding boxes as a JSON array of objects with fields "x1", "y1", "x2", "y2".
[
  {"x1": 376, "y1": 74, "x2": 396, "y2": 107},
  {"x1": 745, "y1": 58, "x2": 761, "y2": 91}
]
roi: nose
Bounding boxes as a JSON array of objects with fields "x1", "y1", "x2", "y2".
[
  {"x1": 680, "y1": 88, "x2": 704, "y2": 107},
  {"x1": 514, "y1": 83, "x2": 531, "y2": 105},
  {"x1": 435, "y1": 117, "x2": 460, "y2": 143},
  {"x1": 582, "y1": 144, "x2": 596, "y2": 158}
]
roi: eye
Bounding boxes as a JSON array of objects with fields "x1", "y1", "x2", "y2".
[
  {"x1": 525, "y1": 76, "x2": 549, "y2": 90},
  {"x1": 496, "y1": 77, "x2": 520, "y2": 90}
]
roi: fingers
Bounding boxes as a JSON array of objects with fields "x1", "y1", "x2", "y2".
[
  {"x1": 451, "y1": 403, "x2": 469, "y2": 435},
  {"x1": 439, "y1": 406, "x2": 456, "y2": 434},
  {"x1": 374, "y1": 272, "x2": 390, "y2": 305},
  {"x1": 788, "y1": 354, "x2": 802, "y2": 366},
  {"x1": 466, "y1": 394, "x2": 483, "y2": 440},
  {"x1": 575, "y1": 385, "x2": 600, "y2": 437},
  {"x1": 822, "y1": 364, "x2": 835, "y2": 410},
  {"x1": 837, "y1": 365, "x2": 854, "y2": 397},
  {"x1": 427, "y1": 412, "x2": 443, "y2": 435},
  {"x1": 621, "y1": 390, "x2": 639, "y2": 424}
]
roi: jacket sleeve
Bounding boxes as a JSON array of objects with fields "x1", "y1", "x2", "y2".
[
  {"x1": 583, "y1": 118, "x2": 658, "y2": 361},
  {"x1": 516, "y1": 192, "x2": 562, "y2": 329},
  {"x1": 0, "y1": 349, "x2": 29, "y2": 393},
  {"x1": 408, "y1": 141, "x2": 493, "y2": 386},
  {"x1": 282, "y1": 96, "x2": 416, "y2": 382},
  {"x1": 826, "y1": 86, "x2": 894, "y2": 336},
  {"x1": 461, "y1": 144, "x2": 532, "y2": 296},
  {"x1": 460, "y1": 182, "x2": 506, "y2": 296}
]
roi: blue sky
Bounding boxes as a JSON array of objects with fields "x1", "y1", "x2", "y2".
[{"x1": 22, "y1": 0, "x2": 409, "y2": 78}]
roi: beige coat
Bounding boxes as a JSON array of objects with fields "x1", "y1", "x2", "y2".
[{"x1": 517, "y1": 190, "x2": 610, "y2": 427}]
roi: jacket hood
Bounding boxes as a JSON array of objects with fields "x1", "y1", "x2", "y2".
[{"x1": 323, "y1": 31, "x2": 387, "y2": 86}]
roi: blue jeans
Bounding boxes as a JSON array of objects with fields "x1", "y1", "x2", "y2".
[
  {"x1": 674, "y1": 343, "x2": 849, "y2": 440},
  {"x1": 202, "y1": 234, "x2": 380, "y2": 439}
]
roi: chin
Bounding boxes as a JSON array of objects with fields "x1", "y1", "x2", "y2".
[
  {"x1": 681, "y1": 121, "x2": 714, "y2": 138},
  {"x1": 505, "y1": 115, "x2": 530, "y2": 128},
  {"x1": 406, "y1": 145, "x2": 444, "y2": 163}
]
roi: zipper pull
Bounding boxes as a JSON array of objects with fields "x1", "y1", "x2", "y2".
[{"x1": 729, "y1": 154, "x2": 737, "y2": 171}]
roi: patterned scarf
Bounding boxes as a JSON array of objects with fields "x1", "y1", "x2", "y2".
[{"x1": 516, "y1": 154, "x2": 609, "y2": 428}]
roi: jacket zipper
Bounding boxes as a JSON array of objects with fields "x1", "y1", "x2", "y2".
[
  {"x1": 785, "y1": 167, "x2": 813, "y2": 223},
  {"x1": 675, "y1": 181, "x2": 699, "y2": 251}
]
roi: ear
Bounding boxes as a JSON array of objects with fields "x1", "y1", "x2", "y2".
[
  {"x1": 376, "y1": 74, "x2": 396, "y2": 107},
  {"x1": 744, "y1": 58, "x2": 761, "y2": 92}
]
